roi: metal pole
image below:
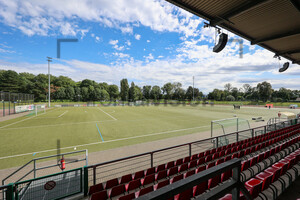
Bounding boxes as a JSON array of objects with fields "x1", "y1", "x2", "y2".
[
  {"x1": 34, "y1": 159, "x2": 36, "y2": 178},
  {"x1": 86, "y1": 149, "x2": 88, "y2": 166},
  {"x1": 47, "y1": 57, "x2": 52, "y2": 108}
]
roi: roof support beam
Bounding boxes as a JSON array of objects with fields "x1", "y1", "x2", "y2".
[
  {"x1": 210, "y1": 0, "x2": 270, "y2": 26},
  {"x1": 278, "y1": 49, "x2": 300, "y2": 55},
  {"x1": 251, "y1": 29, "x2": 300, "y2": 45}
]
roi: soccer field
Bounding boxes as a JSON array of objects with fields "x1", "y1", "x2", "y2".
[{"x1": 0, "y1": 104, "x2": 297, "y2": 169}]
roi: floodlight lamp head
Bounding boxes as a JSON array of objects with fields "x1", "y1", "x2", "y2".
[
  {"x1": 213, "y1": 33, "x2": 228, "y2": 53},
  {"x1": 279, "y1": 62, "x2": 289, "y2": 73}
]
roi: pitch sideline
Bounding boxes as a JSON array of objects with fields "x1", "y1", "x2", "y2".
[{"x1": 0, "y1": 125, "x2": 210, "y2": 160}]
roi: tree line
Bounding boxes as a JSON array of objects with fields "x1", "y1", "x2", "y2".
[
  {"x1": 207, "y1": 83, "x2": 299, "y2": 102},
  {"x1": 0, "y1": 69, "x2": 299, "y2": 102}
]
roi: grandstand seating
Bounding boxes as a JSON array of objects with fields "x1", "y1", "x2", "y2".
[{"x1": 88, "y1": 124, "x2": 300, "y2": 200}]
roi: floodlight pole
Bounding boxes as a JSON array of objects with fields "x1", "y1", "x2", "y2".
[{"x1": 47, "y1": 57, "x2": 52, "y2": 108}]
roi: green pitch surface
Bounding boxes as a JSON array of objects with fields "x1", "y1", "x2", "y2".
[{"x1": 0, "y1": 105, "x2": 297, "y2": 169}]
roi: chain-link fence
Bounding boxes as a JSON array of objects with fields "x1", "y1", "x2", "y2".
[{"x1": 0, "y1": 91, "x2": 34, "y2": 117}]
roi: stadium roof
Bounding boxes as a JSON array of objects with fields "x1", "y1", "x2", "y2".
[{"x1": 165, "y1": 0, "x2": 300, "y2": 65}]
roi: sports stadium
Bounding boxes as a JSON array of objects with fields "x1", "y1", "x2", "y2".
[{"x1": 0, "y1": 0, "x2": 300, "y2": 200}]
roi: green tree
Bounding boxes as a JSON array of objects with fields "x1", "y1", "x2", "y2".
[
  {"x1": 257, "y1": 81, "x2": 273, "y2": 102},
  {"x1": 108, "y1": 85, "x2": 119, "y2": 100},
  {"x1": 129, "y1": 82, "x2": 136, "y2": 101},
  {"x1": 100, "y1": 89, "x2": 110, "y2": 101},
  {"x1": 162, "y1": 82, "x2": 173, "y2": 99},
  {"x1": 185, "y1": 86, "x2": 194, "y2": 100},
  {"x1": 81, "y1": 87, "x2": 89, "y2": 101},
  {"x1": 120, "y1": 79, "x2": 129, "y2": 101},
  {"x1": 226, "y1": 95, "x2": 235, "y2": 101},
  {"x1": 142, "y1": 85, "x2": 151, "y2": 100},
  {"x1": 0, "y1": 70, "x2": 25, "y2": 92},
  {"x1": 55, "y1": 87, "x2": 66, "y2": 101},
  {"x1": 65, "y1": 86, "x2": 75, "y2": 100},
  {"x1": 150, "y1": 86, "x2": 161, "y2": 100}
]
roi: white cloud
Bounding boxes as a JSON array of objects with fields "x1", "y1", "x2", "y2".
[
  {"x1": 0, "y1": 0, "x2": 203, "y2": 37},
  {"x1": 134, "y1": 34, "x2": 141, "y2": 40},
  {"x1": 109, "y1": 40, "x2": 118, "y2": 45},
  {"x1": 147, "y1": 40, "x2": 150, "y2": 43},
  {"x1": 95, "y1": 36, "x2": 101, "y2": 42},
  {"x1": 126, "y1": 40, "x2": 131, "y2": 46}
]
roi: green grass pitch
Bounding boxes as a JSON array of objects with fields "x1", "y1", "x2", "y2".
[{"x1": 0, "y1": 104, "x2": 297, "y2": 169}]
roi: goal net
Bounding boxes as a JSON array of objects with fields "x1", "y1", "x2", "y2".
[
  {"x1": 211, "y1": 117, "x2": 251, "y2": 145},
  {"x1": 27, "y1": 104, "x2": 46, "y2": 116}
]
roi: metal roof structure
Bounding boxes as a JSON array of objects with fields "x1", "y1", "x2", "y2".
[{"x1": 165, "y1": 0, "x2": 300, "y2": 65}]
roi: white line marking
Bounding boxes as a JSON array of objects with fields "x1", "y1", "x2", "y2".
[
  {"x1": 0, "y1": 125, "x2": 209, "y2": 160},
  {"x1": 58, "y1": 111, "x2": 68, "y2": 118},
  {"x1": 0, "y1": 119, "x2": 116, "y2": 131},
  {"x1": 97, "y1": 108, "x2": 117, "y2": 121},
  {"x1": 0, "y1": 109, "x2": 55, "y2": 129}
]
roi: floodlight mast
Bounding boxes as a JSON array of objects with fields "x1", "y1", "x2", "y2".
[{"x1": 47, "y1": 57, "x2": 52, "y2": 108}]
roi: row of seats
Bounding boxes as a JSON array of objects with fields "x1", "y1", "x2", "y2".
[
  {"x1": 220, "y1": 145, "x2": 300, "y2": 199},
  {"x1": 88, "y1": 124, "x2": 300, "y2": 200}
]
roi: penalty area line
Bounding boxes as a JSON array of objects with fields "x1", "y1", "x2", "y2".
[
  {"x1": 97, "y1": 108, "x2": 117, "y2": 121},
  {"x1": 58, "y1": 111, "x2": 68, "y2": 118},
  {"x1": 0, "y1": 125, "x2": 209, "y2": 160}
]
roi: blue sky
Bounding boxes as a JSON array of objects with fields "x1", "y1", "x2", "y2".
[{"x1": 0, "y1": 0, "x2": 299, "y2": 93}]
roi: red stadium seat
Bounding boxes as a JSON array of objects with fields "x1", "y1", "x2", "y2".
[
  {"x1": 120, "y1": 174, "x2": 132, "y2": 184},
  {"x1": 197, "y1": 157, "x2": 205, "y2": 165},
  {"x1": 205, "y1": 155, "x2": 212, "y2": 162},
  {"x1": 175, "y1": 158, "x2": 183, "y2": 166},
  {"x1": 133, "y1": 170, "x2": 144, "y2": 180},
  {"x1": 191, "y1": 154, "x2": 198, "y2": 161},
  {"x1": 145, "y1": 167, "x2": 155, "y2": 176},
  {"x1": 216, "y1": 158, "x2": 224, "y2": 165},
  {"x1": 168, "y1": 166, "x2": 178, "y2": 177},
  {"x1": 88, "y1": 183, "x2": 103, "y2": 195},
  {"x1": 206, "y1": 162, "x2": 215, "y2": 169},
  {"x1": 135, "y1": 186, "x2": 153, "y2": 198},
  {"x1": 265, "y1": 167, "x2": 281, "y2": 183},
  {"x1": 171, "y1": 174, "x2": 183, "y2": 183},
  {"x1": 90, "y1": 190, "x2": 108, "y2": 200},
  {"x1": 155, "y1": 170, "x2": 167, "y2": 181},
  {"x1": 125, "y1": 179, "x2": 141, "y2": 192},
  {"x1": 183, "y1": 156, "x2": 190, "y2": 163},
  {"x1": 154, "y1": 179, "x2": 169, "y2": 190},
  {"x1": 141, "y1": 174, "x2": 155, "y2": 186},
  {"x1": 105, "y1": 178, "x2": 119, "y2": 189},
  {"x1": 184, "y1": 169, "x2": 195, "y2": 178},
  {"x1": 174, "y1": 188, "x2": 193, "y2": 200},
  {"x1": 255, "y1": 171, "x2": 272, "y2": 190},
  {"x1": 208, "y1": 175, "x2": 220, "y2": 189},
  {"x1": 179, "y1": 163, "x2": 188, "y2": 173},
  {"x1": 193, "y1": 181, "x2": 208, "y2": 196},
  {"x1": 188, "y1": 160, "x2": 197, "y2": 169},
  {"x1": 196, "y1": 166, "x2": 206, "y2": 174},
  {"x1": 156, "y1": 164, "x2": 166, "y2": 173},
  {"x1": 272, "y1": 162, "x2": 288, "y2": 176},
  {"x1": 109, "y1": 184, "x2": 125, "y2": 198},
  {"x1": 166, "y1": 161, "x2": 175, "y2": 169},
  {"x1": 245, "y1": 178, "x2": 263, "y2": 198}
]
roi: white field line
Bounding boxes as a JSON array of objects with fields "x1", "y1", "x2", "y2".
[
  {"x1": 0, "y1": 125, "x2": 210, "y2": 160},
  {"x1": 0, "y1": 109, "x2": 55, "y2": 129},
  {"x1": 58, "y1": 111, "x2": 68, "y2": 118},
  {"x1": 97, "y1": 108, "x2": 117, "y2": 121},
  {"x1": 0, "y1": 119, "x2": 116, "y2": 131}
]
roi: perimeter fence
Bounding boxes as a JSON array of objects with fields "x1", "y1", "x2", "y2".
[{"x1": 0, "y1": 91, "x2": 34, "y2": 117}]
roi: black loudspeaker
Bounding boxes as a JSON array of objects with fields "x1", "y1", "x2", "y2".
[
  {"x1": 213, "y1": 33, "x2": 228, "y2": 53},
  {"x1": 279, "y1": 62, "x2": 289, "y2": 72}
]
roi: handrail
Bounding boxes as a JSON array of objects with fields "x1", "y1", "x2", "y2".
[{"x1": 87, "y1": 119, "x2": 296, "y2": 169}]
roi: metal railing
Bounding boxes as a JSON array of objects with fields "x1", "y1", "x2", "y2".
[
  {"x1": 2, "y1": 150, "x2": 88, "y2": 186},
  {"x1": 137, "y1": 158, "x2": 252, "y2": 200},
  {"x1": 14, "y1": 168, "x2": 82, "y2": 200},
  {"x1": 85, "y1": 119, "x2": 299, "y2": 189},
  {"x1": 0, "y1": 184, "x2": 13, "y2": 200}
]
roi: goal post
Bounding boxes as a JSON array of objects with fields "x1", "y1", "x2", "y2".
[
  {"x1": 211, "y1": 117, "x2": 251, "y2": 138},
  {"x1": 35, "y1": 104, "x2": 46, "y2": 116}
]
